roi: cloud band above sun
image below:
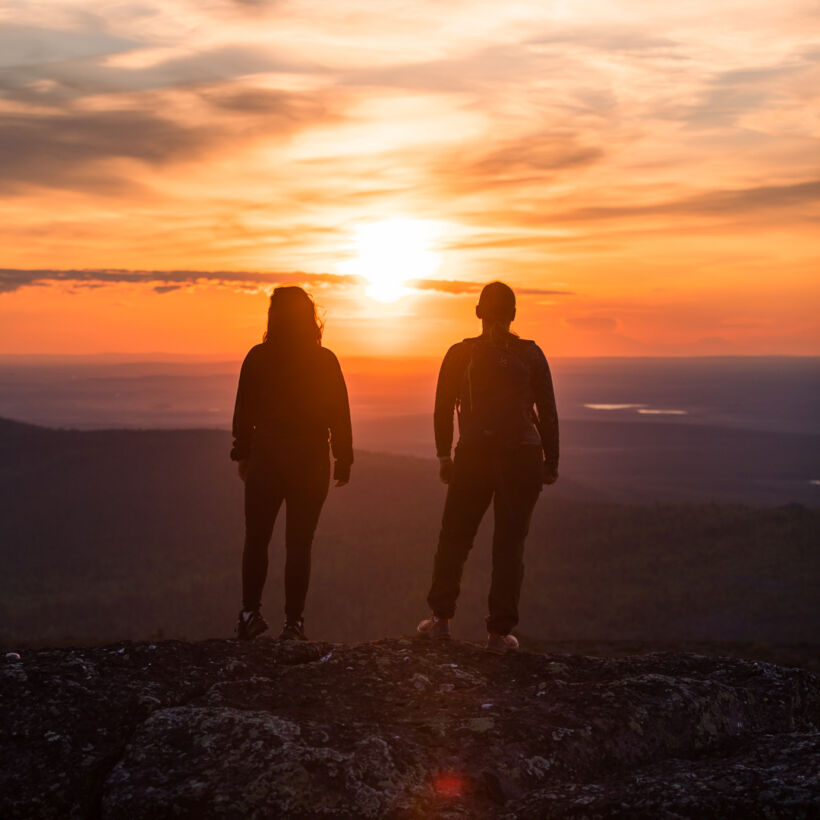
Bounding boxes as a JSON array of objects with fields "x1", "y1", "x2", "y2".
[{"x1": 0, "y1": 268, "x2": 573, "y2": 298}]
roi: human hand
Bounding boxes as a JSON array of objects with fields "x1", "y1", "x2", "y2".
[
  {"x1": 543, "y1": 463, "x2": 558, "y2": 485},
  {"x1": 238, "y1": 459, "x2": 249, "y2": 482},
  {"x1": 439, "y1": 457, "x2": 454, "y2": 485},
  {"x1": 334, "y1": 461, "x2": 351, "y2": 488}
]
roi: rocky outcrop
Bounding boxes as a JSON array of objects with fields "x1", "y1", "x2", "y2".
[{"x1": 2, "y1": 638, "x2": 818, "y2": 818}]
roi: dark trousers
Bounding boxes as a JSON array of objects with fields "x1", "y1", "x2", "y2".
[
  {"x1": 427, "y1": 443, "x2": 542, "y2": 635},
  {"x1": 242, "y1": 443, "x2": 330, "y2": 619}
]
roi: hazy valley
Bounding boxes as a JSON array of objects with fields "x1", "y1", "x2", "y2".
[{"x1": 1, "y1": 417, "x2": 817, "y2": 654}]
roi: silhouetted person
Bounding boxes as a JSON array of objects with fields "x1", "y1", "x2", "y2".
[
  {"x1": 418, "y1": 282, "x2": 559, "y2": 654},
  {"x1": 231, "y1": 286, "x2": 352, "y2": 641}
]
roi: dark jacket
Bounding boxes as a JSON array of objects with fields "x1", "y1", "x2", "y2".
[
  {"x1": 434, "y1": 335, "x2": 559, "y2": 471},
  {"x1": 231, "y1": 343, "x2": 353, "y2": 471}
]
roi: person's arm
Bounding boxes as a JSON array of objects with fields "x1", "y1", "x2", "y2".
[
  {"x1": 434, "y1": 343, "x2": 466, "y2": 482},
  {"x1": 326, "y1": 350, "x2": 353, "y2": 485},
  {"x1": 531, "y1": 345, "x2": 559, "y2": 482},
  {"x1": 230, "y1": 350, "x2": 256, "y2": 467}
]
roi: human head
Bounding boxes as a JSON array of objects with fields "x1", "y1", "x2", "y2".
[
  {"x1": 264, "y1": 286, "x2": 323, "y2": 346},
  {"x1": 476, "y1": 281, "x2": 516, "y2": 324}
]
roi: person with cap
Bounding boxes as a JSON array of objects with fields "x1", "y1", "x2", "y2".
[
  {"x1": 231, "y1": 286, "x2": 353, "y2": 641},
  {"x1": 417, "y1": 281, "x2": 559, "y2": 654}
]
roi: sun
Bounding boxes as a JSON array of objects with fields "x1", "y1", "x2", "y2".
[{"x1": 345, "y1": 219, "x2": 442, "y2": 302}]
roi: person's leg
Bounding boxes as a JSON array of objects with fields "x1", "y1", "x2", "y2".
[
  {"x1": 282, "y1": 453, "x2": 330, "y2": 623},
  {"x1": 426, "y1": 446, "x2": 494, "y2": 619},
  {"x1": 486, "y1": 446, "x2": 542, "y2": 635},
  {"x1": 242, "y1": 455, "x2": 284, "y2": 612}
]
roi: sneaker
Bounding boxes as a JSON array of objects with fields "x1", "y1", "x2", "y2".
[
  {"x1": 417, "y1": 615, "x2": 451, "y2": 640},
  {"x1": 486, "y1": 633, "x2": 519, "y2": 655},
  {"x1": 237, "y1": 610, "x2": 268, "y2": 641},
  {"x1": 279, "y1": 618, "x2": 308, "y2": 641}
]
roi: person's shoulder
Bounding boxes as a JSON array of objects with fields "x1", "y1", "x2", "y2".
[
  {"x1": 318, "y1": 345, "x2": 343, "y2": 368},
  {"x1": 446, "y1": 337, "x2": 479, "y2": 356},
  {"x1": 514, "y1": 338, "x2": 548, "y2": 363},
  {"x1": 439, "y1": 338, "x2": 476, "y2": 370},
  {"x1": 243, "y1": 343, "x2": 267, "y2": 364}
]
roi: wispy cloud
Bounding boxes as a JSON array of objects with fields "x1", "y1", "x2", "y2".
[
  {"x1": 409, "y1": 277, "x2": 572, "y2": 296},
  {"x1": 0, "y1": 268, "x2": 355, "y2": 294},
  {"x1": 0, "y1": 268, "x2": 574, "y2": 298},
  {"x1": 0, "y1": 110, "x2": 211, "y2": 192},
  {"x1": 431, "y1": 132, "x2": 606, "y2": 196},
  {"x1": 550, "y1": 180, "x2": 820, "y2": 223}
]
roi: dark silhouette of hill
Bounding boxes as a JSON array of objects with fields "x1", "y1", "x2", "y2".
[
  {"x1": 1, "y1": 354, "x2": 818, "y2": 505},
  {"x1": 1, "y1": 419, "x2": 817, "y2": 649},
  {"x1": 356, "y1": 413, "x2": 820, "y2": 505},
  {"x1": 2, "y1": 637, "x2": 818, "y2": 817}
]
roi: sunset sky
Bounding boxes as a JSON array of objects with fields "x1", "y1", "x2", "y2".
[{"x1": 1, "y1": 0, "x2": 818, "y2": 357}]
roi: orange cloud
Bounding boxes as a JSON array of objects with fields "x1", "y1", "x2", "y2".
[{"x1": 0, "y1": 1, "x2": 817, "y2": 356}]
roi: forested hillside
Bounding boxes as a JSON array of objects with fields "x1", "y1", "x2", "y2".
[{"x1": 1, "y1": 418, "x2": 817, "y2": 649}]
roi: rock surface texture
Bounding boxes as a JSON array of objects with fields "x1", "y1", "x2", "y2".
[{"x1": 1, "y1": 638, "x2": 819, "y2": 818}]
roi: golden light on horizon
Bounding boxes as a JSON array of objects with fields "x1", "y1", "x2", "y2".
[{"x1": 343, "y1": 219, "x2": 442, "y2": 303}]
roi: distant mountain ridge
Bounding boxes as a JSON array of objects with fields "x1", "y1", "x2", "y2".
[{"x1": 1, "y1": 410, "x2": 818, "y2": 504}]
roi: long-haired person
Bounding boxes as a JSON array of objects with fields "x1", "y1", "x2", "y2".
[
  {"x1": 231, "y1": 286, "x2": 352, "y2": 641},
  {"x1": 418, "y1": 282, "x2": 559, "y2": 654}
]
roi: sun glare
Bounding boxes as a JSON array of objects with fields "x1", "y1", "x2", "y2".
[{"x1": 345, "y1": 219, "x2": 441, "y2": 302}]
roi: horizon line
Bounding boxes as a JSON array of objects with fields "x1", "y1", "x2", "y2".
[{"x1": 1, "y1": 352, "x2": 818, "y2": 362}]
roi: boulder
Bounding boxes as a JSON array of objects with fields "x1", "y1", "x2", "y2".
[{"x1": 1, "y1": 638, "x2": 818, "y2": 817}]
